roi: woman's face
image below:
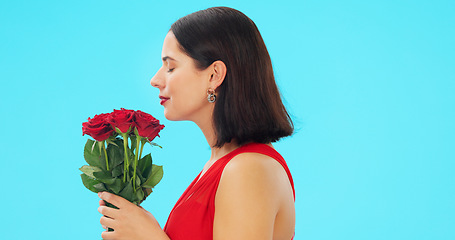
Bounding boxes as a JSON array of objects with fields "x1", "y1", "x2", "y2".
[{"x1": 150, "y1": 32, "x2": 213, "y2": 122}]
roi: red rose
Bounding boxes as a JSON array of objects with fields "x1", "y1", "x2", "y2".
[
  {"x1": 107, "y1": 108, "x2": 135, "y2": 133},
  {"x1": 134, "y1": 110, "x2": 164, "y2": 141},
  {"x1": 82, "y1": 113, "x2": 113, "y2": 141}
]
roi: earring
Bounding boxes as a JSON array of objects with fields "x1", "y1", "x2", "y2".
[{"x1": 207, "y1": 88, "x2": 216, "y2": 103}]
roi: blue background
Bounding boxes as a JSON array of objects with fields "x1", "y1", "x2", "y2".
[{"x1": 1, "y1": 0, "x2": 454, "y2": 239}]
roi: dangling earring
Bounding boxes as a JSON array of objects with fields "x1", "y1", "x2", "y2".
[{"x1": 207, "y1": 88, "x2": 216, "y2": 103}]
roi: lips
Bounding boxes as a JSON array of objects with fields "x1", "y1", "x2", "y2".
[{"x1": 159, "y1": 96, "x2": 169, "y2": 105}]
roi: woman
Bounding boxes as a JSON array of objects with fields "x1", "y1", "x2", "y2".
[{"x1": 97, "y1": 7, "x2": 295, "y2": 240}]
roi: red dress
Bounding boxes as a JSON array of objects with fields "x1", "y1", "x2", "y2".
[{"x1": 164, "y1": 143, "x2": 295, "y2": 240}]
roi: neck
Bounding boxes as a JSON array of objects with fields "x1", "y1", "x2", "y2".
[
  {"x1": 194, "y1": 117, "x2": 239, "y2": 162},
  {"x1": 209, "y1": 140, "x2": 239, "y2": 162}
]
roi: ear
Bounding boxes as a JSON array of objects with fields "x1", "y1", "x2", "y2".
[{"x1": 208, "y1": 60, "x2": 227, "y2": 91}]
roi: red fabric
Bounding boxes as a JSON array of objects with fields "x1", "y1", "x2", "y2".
[{"x1": 164, "y1": 143, "x2": 295, "y2": 240}]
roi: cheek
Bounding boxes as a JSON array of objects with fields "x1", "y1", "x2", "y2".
[
  {"x1": 174, "y1": 89, "x2": 205, "y2": 110},
  {"x1": 169, "y1": 73, "x2": 206, "y2": 103},
  {"x1": 163, "y1": 69, "x2": 210, "y2": 120},
  {"x1": 166, "y1": 88, "x2": 208, "y2": 120}
]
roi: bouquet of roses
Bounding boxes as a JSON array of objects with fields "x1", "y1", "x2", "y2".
[{"x1": 80, "y1": 108, "x2": 164, "y2": 206}]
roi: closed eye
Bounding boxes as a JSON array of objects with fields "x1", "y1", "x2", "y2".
[{"x1": 167, "y1": 68, "x2": 175, "y2": 73}]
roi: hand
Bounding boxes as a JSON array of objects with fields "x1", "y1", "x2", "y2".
[{"x1": 98, "y1": 192, "x2": 170, "y2": 240}]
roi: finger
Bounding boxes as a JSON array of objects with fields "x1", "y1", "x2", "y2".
[
  {"x1": 99, "y1": 199, "x2": 106, "y2": 206},
  {"x1": 98, "y1": 206, "x2": 120, "y2": 219},
  {"x1": 98, "y1": 192, "x2": 130, "y2": 209},
  {"x1": 101, "y1": 230, "x2": 116, "y2": 240},
  {"x1": 100, "y1": 215, "x2": 117, "y2": 229}
]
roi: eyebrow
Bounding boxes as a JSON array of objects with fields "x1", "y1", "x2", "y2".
[{"x1": 162, "y1": 56, "x2": 177, "y2": 62}]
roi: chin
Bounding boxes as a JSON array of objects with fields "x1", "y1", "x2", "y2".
[{"x1": 163, "y1": 109, "x2": 184, "y2": 121}]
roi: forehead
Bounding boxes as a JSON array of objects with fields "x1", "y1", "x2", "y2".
[
  {"x1": 160, "y1": 32, "x2": 200, "y2": 70},
  {"x1": 161, "y1": 32, "x2": 183, "y2": 60}
]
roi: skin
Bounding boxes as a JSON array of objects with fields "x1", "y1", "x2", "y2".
[{"x1": 97, "y1": 31, "x2": 295, "y2": 240}]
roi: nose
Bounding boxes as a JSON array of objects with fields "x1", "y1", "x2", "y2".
[{"x1": 150, "y1": 68, "x2": 164, "y2": 89}]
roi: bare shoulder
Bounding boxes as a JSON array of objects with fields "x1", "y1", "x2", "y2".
[
  {"x1": 218, "y1": 152, "x2": 294, "y2": 204},
  {"x1": 223, "y1": 152, "x2": 288, "y2": 186},
  {"x1": 213, "y1": 152, "x2": 295, "y2": 240}
]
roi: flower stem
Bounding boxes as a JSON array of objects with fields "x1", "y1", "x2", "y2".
[
  {"x1": 122, "y1": 133, "x2": 129, "y2": 182},
  {"x1": 103, "y1": 141, "x2": 109, "y2": 170},
  {"x1": 133, "y1": 136, "x2": 141, "y2": 192}
]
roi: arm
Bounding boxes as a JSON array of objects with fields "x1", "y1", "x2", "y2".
[
  {"x1": 213, "y1": 153, "x2": 295, "y2": 240},
  {"x1": 98, "y1": 192, "x2": 170, "y2": 240}
]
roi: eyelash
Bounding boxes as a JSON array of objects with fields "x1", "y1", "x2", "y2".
[{"x1": 167, "y1": 68, "x2": 175, "y2": 73}]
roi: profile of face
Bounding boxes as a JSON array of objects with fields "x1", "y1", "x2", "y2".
[{"x1": 150, "y1": 32, "x2": 216, "y2": 122}]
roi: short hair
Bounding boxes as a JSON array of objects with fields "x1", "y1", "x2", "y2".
[{"x1": 171, "y1": 7, "x2": 293, "y2": 147}]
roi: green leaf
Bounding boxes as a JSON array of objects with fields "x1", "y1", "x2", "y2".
[
  {"x1": 142, "y1": 164, "x2": 163, "y2": 188},
  {"x1": 80, "y1": 173, "x2": 101, "y2": 193},
  {"x1": 130, "y1": 134, "x2": 137, "y2": 153},
  {"x1": 79, "y1": 165, "x2": 102, "y2": 179},
  {"x1": 138, "y1": 154, "x2": 152, "y2": 178},
  {"x1": 111, "y1": 164, "x2": 123, "y2": 178},
  {"x1": 119, "y1": 181, "x2": 134, "y2": 202},
  {"x1": 135, "y1": 188, "x2": 144, "y2": 203},
  {"x1": 84, "y1": 139, "x2": 105, "y2": 169},
  {"x1": 128, "y1": 151, "x2": 135, "y2": 167},
  {"x1": 136, "y1": 168, "x2": 146, "y2": 186},
  {"x1": 93, "y1": 182, "x2": 107, "y2": 192},
  {"x1": 106, "y1": 178, "x2": 124, "y2": 194},
  {"x1": 93, "y1": 169, "x2": 116, "y2": 184},
  {"x1": 106, "y1": 144, "x2": 123, "y2": 169},
  {"x1": 134, "y1": 174, "x2": 142, "y2": 188}
]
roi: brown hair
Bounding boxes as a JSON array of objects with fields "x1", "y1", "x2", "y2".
[{"x1": 171, "y1": 7, "x2": 293, "y2": 147}]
